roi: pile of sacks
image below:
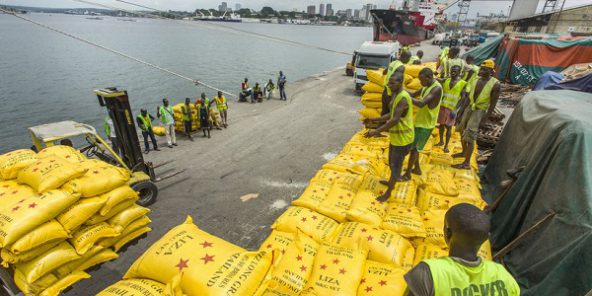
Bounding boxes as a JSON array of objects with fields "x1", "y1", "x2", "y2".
[
  {"x1": 0, "y1": 145, "x2": 151, "y2": 296},
  {"x1": 359, "y1": 62, "x2": 438, "y2": 123},
  {"x1": 172, "y1": 103, "x2": 200, "y2": 133},
  {"x1": 98, "y1": 129, "x2": 487, "y2": 296}
]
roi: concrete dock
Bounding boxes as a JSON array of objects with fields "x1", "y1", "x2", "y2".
[{"x1": 67, "y1": 41, "x2": 443, "y2": 294}]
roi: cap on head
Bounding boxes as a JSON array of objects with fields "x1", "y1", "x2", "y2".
[{"x1": 480, "y1": 59, "x2": 495, "y2": 69}]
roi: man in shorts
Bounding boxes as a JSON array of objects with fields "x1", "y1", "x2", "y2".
[
  {"x1": 402, "y1": 68, "x2": 442, "y2": 180},
  {"x1": 453, "y1": 60, "x2": 500, "y2": 169},
  {"x1": 435, "y1": 65, "x2": 467, "y2": 152}
]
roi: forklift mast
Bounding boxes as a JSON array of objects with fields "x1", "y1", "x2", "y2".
[{"x1": 95, "y1": 87, "x2": 149, "y2": 174}]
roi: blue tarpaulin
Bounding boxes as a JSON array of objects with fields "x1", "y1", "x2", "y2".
[
  {"x1": 533, "y1": 71, "x2": 564, "y2": 90},
  {"x1": 545, "y1": 73, "x2": 592, "y2": 93}
]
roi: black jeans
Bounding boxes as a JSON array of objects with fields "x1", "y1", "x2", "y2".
[
  {"x1": 279, "y1": 85, "x2": 286, "y2": 100},
  {"x1": 142, "y1": 130, "x2": 157, "y2": 151}
]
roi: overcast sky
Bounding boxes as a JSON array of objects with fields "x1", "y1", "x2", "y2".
[{"x1": 2, "y1": 0, "x2": 589, "y2": 17}]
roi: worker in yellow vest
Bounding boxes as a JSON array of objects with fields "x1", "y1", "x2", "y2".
[
  {"x1": 214, "y1": 91, "x2": 228, "y2": 128},
  {"x1": 136, "y1": 109, "x2": 159, "y2": 154},
  {"x1": 181, "y1": 97, "x2": 194, "y2": 141},
  {"x1": 463, "y1": 55, "x2": 480, "y2": 83},
  {"x1": 382, "y1": 51, "x2": 412, "y2": 116},
  {"x1": 435, "y1": 65, "x2": 468, "y2": 153},
  {"x1": 440, "y1": 47, "x2": 466, "y2": 78},
  {"x1": 157, "y1": 98, "x2": 177, "y2": 148},
  {"x1": 453, "y1": 59, "x2": 500, "y2": 170},
  {"x1": 364, "y1": 72, "x2": 414, "y2": 202},
  {"x1": 407, "y1": 50, "x2": 423, "y2": 65},
  {"x1": 436, "y1": 47, "x2": 449, "y2": 77},
  {"x1": 401, "y1": 68, "x2": 442, "y2": 181},
  {"x1": 404, "y1": 203, "x2": 520, "y2": 295}
]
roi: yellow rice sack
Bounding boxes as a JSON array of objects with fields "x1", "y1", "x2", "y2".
[
  {"x1": 55, "y1": 245, "x2": 106, "y2": 276},
  {"x1": 108, "y1": 204, "x2": 150, "y2": 229},
  {"x1": 15, "y1": 241, "x2": 81, "y2": 283},
  {"x1": 388, "y1": 180, "x2": 418, "y2": 206},
  {"x1": 292, "y1": 182, "x2": 331, "y2": 212},
  {"x1": 357, "y1": 261, "x2": 407, "y2": 295},
  {"x1": 417, "y1": 189, "x2": 487, "y2": 212},
  {"x1": 340, "y1": 145, "x2": 376, "y2": 159},
  {"x1": 331, "y1": 222, "x2": 414, "y2": 268},
  {"x1": 302, "y1": 242, "x2": 367, "y2": 296},
  {"x1": 259, "y1": 231, "x2": 319, "y2": 295},
  {"x1": 99, "y1": 216, "x2": 151, "y2": 248},
  {"x1": 14, "y1": 269, "x2": 58, "y2": 295},
  {"x1": 62, "y1": 165, "x2": 131, "y2": 197},
  {"x1": 404, "y1": 64, "x2": 425, "y2": 78},
  {"x1": 429, "y1": 151, "x2": 454, "y2": 166},
  {"x1": 366, "y1": 70, "x2": 385, "y2": 86},
  {"x1": 361, "y1": 100, "x2": 382, "y2": 109},
  {"x1": 1, "y1": 240, "x2": 62, "y2": 266},
  {"x1": 78, "y1": 159, "x2": 111, "y2": 171},
  {"x1": 358, "y1": 174, "x2": 388, "y2": 196},
  {"x1": 310, "y1": 170, "x2": 341, "y2": 187},
  {"x1": 272, "y1": 207, "x2": 338, "y2": 242},
  {"x1": 79, "y1": 248, "x2": 119, "y2": 271},
  {"x1": 70, "y1": 222, "x2": 121, "y2": 255},
  {"x1": 362, "y1": 82, "x2": 384, "y2": 93},
  {"x1": 86, "y1": 199, "x2": 137, "y2": 225},
  {"x1": 38, "y1": 145, "x2": 86, "y2": 164},
  {"x1": 17, "y1": 156, "x2": 87, "y2": 193},
  {"x1": 454, "y1": 169, "x2": 480, "y2": 182},
  {"x1": 7, "y1": 219, "x2": 69, "y2": 254},
  {"x1": 346, "y1": 190, "x2": 387, "y2": 226},
  {"x1": 99, "y1": 186, "x2": 139, "y2": 216},
  {"x1": 418, "y1": 210, "x2": 448, "y2": 248},
  {"x1": 57, "y1": 197, "x2": 106, "y2": 233},
  {"x1": 406, "y1": 77, "x2": 422, "y2": 90},
  {"x1": 39, "y1": 271, "x2": 90, "y2": 296},
  {"x1": 317, "y1": 174, "x2": 363, "y2": 222},
  {"x1": 97, "y1": 279, "x2": 167, "y2": 296},
  {"x1": 0, "y1": 149, "x2": 38, "y2": 180},
  {"x1": 412, "y1": 244, "x2": 449, "y2": 266},
  {"x1": 422, "y1": 168, "x2": 459, "y2": 196},
  {"x1": 112, "y1": 226, "x2": 151, "y2": 252},
  {"x1": 454, "y1": 178, "x2": 482, "y2": 200},
  {"x1": 259, "y1": 230, "x2": 295, "y2": 256},
  {"x1": 0, "y1": 189, "x2": 80, "y2": 247},
  {"x1": 381, "y1": 206, "x2": 427, "y2": 238},
  {"x1": 152, "y1": 126, "x2": 166, "y2": 136},
  {"x1": 361, "y1": 92, "x2": 383, "y2": 103}
]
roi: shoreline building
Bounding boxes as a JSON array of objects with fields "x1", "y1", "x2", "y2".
[
  {"x1": 320, "y1": 4, "x2": 325, "y2": 16},
  {"x1": 307, "y1": 5, "x2": 316, "y2": 15}
]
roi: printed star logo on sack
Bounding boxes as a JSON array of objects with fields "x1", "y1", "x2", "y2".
[
  {"x1": 367, "y1": 235, "x2": 374, "y2": 242},
  {"x1": 300, "y1": 265, "x2": 307, "y2": 272},
  {"x1": 265, "y1": 244, "x2": 273, "y2": 249},
  {"x1": 296, "y1": 255, "x2": 303, "y2": 261},
  {"x1": 11, "y1": 206, "x2": 20, "y2": 212},
  {"x1": 200, "y1": 254, "x2": 215, "y2": 264},
  {"x1": 361, "y1": 228, "x2": 367, "y2": 233},
  {"x1": 339, "y1": 268, "x2": 346, "y2": 275},
  {"x1": 320, "y1": 264, "x2": 328, "y2": 270},
  {"x1": 200, "y1": 241, "x2": 213, "y2": 248},
  {"x1": 175, "y1": 258, "x2": 189, "y2": 271},
  {"x1": 379, "y1": 280, "x2": 387, "y2": 286},
  {"x1": 28, "y1": 203, "x2": 37, "y2": 209},
  {"x1": 365, "y1": 286, "x2": 373, "y2": 292},
  {"x1": 332, "y1": 258, "x2": 340, "y2": 265},
  {"x1": 92, "y1": 170, "x2": 99, "y2": 175},
  {"x1": 301, "y1": 217, "x2": 307, "y2": 222},
  {"x1": 360, "y1": 278, "x2": 366, "y2": 284},
  {"x1": 311, "y1": 215, "x2": 318, "y2": 220}
]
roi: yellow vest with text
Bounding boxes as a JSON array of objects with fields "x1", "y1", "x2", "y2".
[
  {"x1": 442, "y1": 78, "x2": 467, "y2": 111},
  {"x1": 415, "y1": 80, "x2": 442, "y2": 129},
  {"x1": 469, "y1": 77, "x2": 498, "y2": 111},
  {"x1": 390, "y1": 90, "x2": 415, "y2": 146},
  {"x1": 424, "y1": 257, "x2": 520, "y2": 296},
  {"x1": 137, "y1": 115, "x2": 152, "y2": 131}
]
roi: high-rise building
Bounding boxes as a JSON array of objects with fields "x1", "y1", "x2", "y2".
[
  {"x1": 218, "y1": 2, "x2": 228, "y2": 12},
  {"x1": 319, "y1": 4, "x2": 325, "y2": 16},
  {"x1": 354, "y1": 9, "x2": 361, "y2": 19},
  {"x1": 326, "y1": 4, "x2": 333, "y2": 17},
  {"x1": 307, "y1": 5, "x2": 316, "y2": 15},
  {"x1": 364, "y1": 4, "x2": 373, "y2": 21},
  {"x1": 346, "y1": 9, "x2": 353, "y2": 19},
  {"x1": 360, "y1": 8, "x2": 367, "y2": 21},
  {"x1": 235, "y1": 3, "x2": 242, "y2": 11}
]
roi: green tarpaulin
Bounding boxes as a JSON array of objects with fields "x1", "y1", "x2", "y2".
[
  {"x1": 482, "y1": 90, "x2": 592, "y2": 296},
  {"x1": 461, "y1": 34, "x2": 503, "y2": 65}
]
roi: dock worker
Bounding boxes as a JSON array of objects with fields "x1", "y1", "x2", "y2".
[
  {"x1": 401, "y1": 68, "x2": 442, "y2": 181},
  {"x1": 440, "y1": 47, "x2": 466, "y2": 78},
  {"x1": 463, "y1": 55, "x2": 479, "y2": 83},
  {"x1": 241, "y1": 78, "x2": 253, "y2": 102},
  {"x1": 264, "y1": 79, "x2": 275, "y2": 100},
  {"x1": 181, "y1": 98, "x2": 194, "y2": 141},
  {"x1": 157, "y1": 98, "x2": 177, "y2": 148},
  {"x1": 278, "y1": 71, "x2": 287, "y2": 101},
  {"x1": 435, "y1": 65, "x2": 467, "y2": 153},
  {"x1": 404, "y1": 203, "x2": 520, "y2": 296},
  {"x1": 136, "y1": 109, "x2": 159, "y2": 154},
  {"x1": 436, "y1": 47, "x2": 449, "y2": 77},
  {"x1": 214, "y1": 91, "x2": 228, "y2": 128},
  {"x1": 382, "y1": 50, "x2": 412, "y2": 116},
  {"x1": 253, "y1": 82, "x2": 263, "y2": 103},
  {"x1": 364, "y1": 72, "x2": 414, "y2": 202},
  {"x1": 103, "y1": 114, "x2": 119, "y2": 155},
  {"x1": 408, "y1": 50, "x2": 423, "y2": 65},
  {"x1": 197, "y1": 93, "x2": 211, "y2": 138},
  {"x1": 453, "y1": 59, "x2": 500, "y2": 170}
]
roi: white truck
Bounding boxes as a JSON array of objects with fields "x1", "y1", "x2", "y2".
[{"x1": 354, "y1": 41, "x2": 400, "y2": 91}]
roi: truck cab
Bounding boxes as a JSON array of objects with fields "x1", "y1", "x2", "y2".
[{"x1": 354, "y1": 41, "x2": 400, "y2": 91}]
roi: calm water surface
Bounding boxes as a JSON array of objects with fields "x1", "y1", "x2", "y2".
[{"x1": 0, "y1": 14, "x2": 371, "y2": 152}]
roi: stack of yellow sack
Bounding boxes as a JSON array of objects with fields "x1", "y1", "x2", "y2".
[
  {"x1": 172, "y1": 103, "x2": 200, "y2": 133},
  {"x1": 358, "y1": 69, "x2": 385, "y2": 122},
  {"x1": 404, "y1": 62, "x2": 438, "y2": 92},
  {"x1": 0, "y1": 145, "x2": 151, "y2": 296}
]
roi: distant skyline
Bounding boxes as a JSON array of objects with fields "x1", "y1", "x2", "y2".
[{"x1": 2, "y1": 0, "x2": 590, "y2": 18}]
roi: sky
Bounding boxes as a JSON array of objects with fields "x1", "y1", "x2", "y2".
[{"x1": 2, "y1": 0, "x2": 589, "y2": 17}]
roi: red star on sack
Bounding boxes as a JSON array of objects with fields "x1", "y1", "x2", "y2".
[
  {"x1": 378, "y1": 190, "x2": 384, "y2": 194},
  {"x1": 296, "y1": 255, "x2": 303, "y2": 261},
  {"x1": 338, "y1": 196, "x2": 343, "y2": 200},
  {"x1": 49, "y1": 160, "x2": 55, "y2": 163},
  {"x1": 200, "y1": 241, "x2": 213, "y2": 248},
  {"x1": 320, "y1": 264, "x2": 328, "y2": 270},
  {"x1": 370, "y1": 201, "x2": 376, "y2": 205},
  {"x1": 266, "y1": 244, "x2": 272, "y2": 249},
  {"x1": 32, "y1": 168, "x2": 39, "y2": 172},
  {"x1": 361, "y1": 228, "x2": 367, "y2": 233},
  {"x1": 347, "y1": 193, "x2": 352, "y2": 197},
  {"x1": 200, "y1": 254, "x2": 215, "y2": 264},
  {"x1": 339, "y1": 268, "x2": 346, "y2": 275},
  {"x1": 300, "y1": 265, "x2": 307, "y2": 272},
  {"x1": 28, "y1": 203, "x2": 37, "y2": 209},
  {"x1": 312, "y1": 189, "x2": 317, "y2": 193},
  {"x1": 12, "y1": 206, "x2": 19, "y2": 212},
  {"x1": 92, "y1": 170, "x2": 99, "y2": 175},
  {"x1": 367, "y1": 235, "x2": 374, "y2": 241},
  {"x1": 301, "y1": 217, "x2": 307, "y2": 222},
  {"x1": 11, "y1": 190, "x2": 17, "y2": 195},
  {"x1": 360, "y1": 278, "x2": 366, "y2": 284},
  {"x1": 311, "y1": 215, "x2": 317, "y2": 220},
  {"x1": 65, "y1": 155, "x2": 71, "y2": 158},
  {"x1": 332, "y1": 258, "x2": 340, "y2": 264},
  {"x1": 379, "y1": 280, "x2": 387, "y2": 286},
  {"x1": 175, "y1": 258, "x2": 189, "y2": 271},
  {"x1": 365, "y1": 286, "x2": 373, "y2": 292}
]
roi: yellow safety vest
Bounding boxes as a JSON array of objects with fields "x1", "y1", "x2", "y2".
[
  {"x1": 384, "y1": 60, "x2": 405, "y2": 86},
  {"x1": 444, "y1": 58, "x2": 464, "y2": 78},
  {"x1": 424, "y1": 257, "x2": 520, "y2": 296},
  {"x1": 137, "y1": 114, "x2": 152, "y2": 131},
  {"x1": 469, "y1": 77, "x2": 498, "y2": 111},
  {"x1": 463, "y1": 64, "x2": 480, "y2": 82},
  {"x1": 415, "y1": 80, "x2": 442, "y2": 129},
  {"x1": 159, "y1": 106, "x2": 174, "y2": 125},
  {"x1": 441, "y1": 78, "x2": 467, "y2": 110},
  {"x1": 390, "y1": 90, "x2": 415, "y2": 146},
  {"x1": 407, "y1": 55, "x2": 419, "y2": 65},
  {"x1": 181, "y1": 104, "x2": 191, "y2": 121},
  {"x1": 215, "y1": 96, "x2": 227, "y2": 110}
]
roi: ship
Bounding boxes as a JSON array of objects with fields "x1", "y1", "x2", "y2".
[
  {"x1": 371, "y1": 8, "x2": 436, "y2": 46},
  {"x1": 193, "y1": 10, "x2": 242, "y2": 23}
]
